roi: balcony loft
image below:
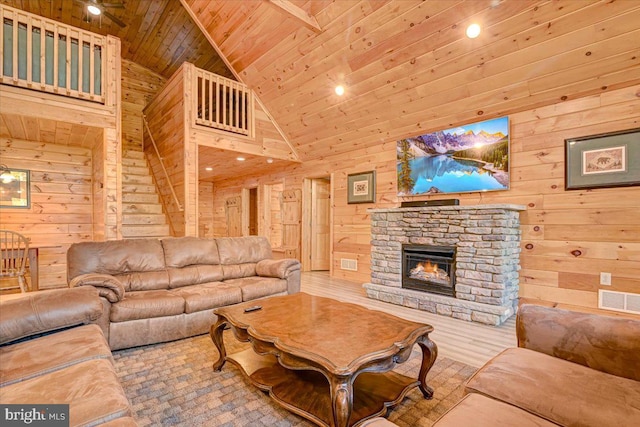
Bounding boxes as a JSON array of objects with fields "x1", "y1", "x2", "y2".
[{"x1": 143, "y1": 62, "x2": 300, "y2": 237}]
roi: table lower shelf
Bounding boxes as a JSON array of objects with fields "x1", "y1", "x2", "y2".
[{"x1": 227, "y1": 348, "x2": 418, "y2": 427}]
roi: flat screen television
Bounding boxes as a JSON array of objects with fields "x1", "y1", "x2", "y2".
[{"x1": 397, "y1": 116, "x2": 510, "y2": 196}]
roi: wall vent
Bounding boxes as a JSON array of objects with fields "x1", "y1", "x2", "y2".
[
  {"x1": 340, "y1": 258, "x2": 358, "y2": 271},
  {"x1": 598, "y1": 290, "x2": 640, "y2": 315}
]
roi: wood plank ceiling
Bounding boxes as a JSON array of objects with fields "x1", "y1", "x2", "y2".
[
  {"x1": 0, "y1": 0, "x2": 234, "y2": 80},
  {"x1": 186, "y1": 0, "x2": 640, "y2": 161},
  {"x1": 0, "y1": 113, "x2": 103, "y2": 147}
]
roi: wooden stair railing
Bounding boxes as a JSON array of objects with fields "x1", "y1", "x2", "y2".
[{"x1": 142, "y1": 115, "x2": 184, "y2": 215}]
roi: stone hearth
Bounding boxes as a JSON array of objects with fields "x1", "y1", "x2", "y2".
[{"x1": 364, "y1": 204, "x2": 525, "y2": 325}]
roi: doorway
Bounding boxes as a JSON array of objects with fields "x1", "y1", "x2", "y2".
[
  {"x1": 248, "y1": 187, "x2": 258, "y2": 235},
  {"x1": 239, "y1": 187, "x2": 260, "y2": 236},
  {"x1": 303, "y1": 177, "x2": 331, "y2": 271}
]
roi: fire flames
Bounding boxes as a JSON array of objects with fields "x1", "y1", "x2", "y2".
[
  {"x1": 413, "y1": 261, "x2": 439, "y2": 274},
  {"x1": 410, "y1": 261, "x2": 449, "y2": 284}
]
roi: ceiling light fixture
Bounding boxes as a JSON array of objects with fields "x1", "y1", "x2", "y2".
[
  {"x1": 205, "y1": 167, "x2": 213, "y2": 171},
  {"x1": 236, "y1": 157, "x2": 245, "y2": 162},
  {"x1": 266, "y1": 158, "x2": 273, "y2": 164},
  {"x1": 335, "y1": 85, "x2": 345, "y2": 96},
  {"x1": 0, "y1": 165, "x2": 15, "y2": 183},
  {"x1": 87, "y1": 5, "x2": 102, "y2": 16},
  {"x1": 466, "y1": 23, "x2": 481, "y2": 39}
]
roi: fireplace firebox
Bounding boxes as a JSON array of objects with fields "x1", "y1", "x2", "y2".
[{"x1": 402, "y1": 245, "x2": 456, "y2": 297}]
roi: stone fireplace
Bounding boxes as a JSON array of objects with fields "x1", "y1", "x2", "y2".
[{"x1": 364, "y1": 204, "x2": 526, "y2": 325}]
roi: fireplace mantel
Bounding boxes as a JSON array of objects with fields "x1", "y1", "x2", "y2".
[
  {"x1": 368, "y1": 204, "x2": 526, "y2": 214},
  {"x1": 364, "y1": 204, "x2": 526, "y2": 325}
]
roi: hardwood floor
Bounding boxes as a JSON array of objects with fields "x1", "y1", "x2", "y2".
[{"x1": 300, "y1": 271, "x2": 516, "y2": 368}]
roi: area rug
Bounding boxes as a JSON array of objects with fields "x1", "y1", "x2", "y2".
[{"x1": 112, "y1": 332, "x2": 476, "y2": 426}]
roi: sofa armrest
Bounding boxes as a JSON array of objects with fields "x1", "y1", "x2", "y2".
[
  {"x1": 256, "y1": 259, "x2": 301, "y2": 279},
  {"x1": 69, "y1": 273, "x2": 125, "y2": 303},
  {"x1": 516, "y1": 303, "x2": 640, "y2": 381},
  {"x1": 0, "y1": 287, "x2": 103, "y2": 345},
  {"x1": 256, "y1": 258, "x2": 301, "y2": 294}
]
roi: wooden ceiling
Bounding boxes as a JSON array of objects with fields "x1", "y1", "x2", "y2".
[
  {"x1": 198, "y1": 146, "x2": 298, "y2": 183},
  {"x1": 0, "y1": 0, "x2": 234, "y2": 80},
  {"x1": 0, "y1": 113, "x2": 103, "y2": 147},
  {"x1": 186, "y1": 0, "x2": 640, "y2": 161},
  {"x1": 2, "y1": 0, "x2": 639, "y2": 169}
]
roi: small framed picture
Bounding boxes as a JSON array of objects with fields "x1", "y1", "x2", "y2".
[
  {"x1": 565, "y1": 128, "x2": 639, "y2": 190},
  {"x1": 347, "y1": 170, "x2": 376, "y2": 204},
  {"x1": 0, "y1": 168, "x2": 30, "y2": 209}
]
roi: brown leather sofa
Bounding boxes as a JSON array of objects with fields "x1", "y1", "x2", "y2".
[
  {"x1": 364, "y1": 303, "x2": 640, "y2": 426},
  {"x1": 67, "y1": 236, "x2": 301, "y2": 350},
  {"x1": 0, "y1": 287, "x2": 137, "y2": 426}
]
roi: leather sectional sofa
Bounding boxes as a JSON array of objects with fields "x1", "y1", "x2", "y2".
[
  {"x1": 67, "y1": 236, "x2": 301, "y2": 350},
  {"x1": 365, "y1": 303, "x2": 640, "y2": 426},
  {"x1": 0, "y1": 287, "x2": 136, "y2": 426}
]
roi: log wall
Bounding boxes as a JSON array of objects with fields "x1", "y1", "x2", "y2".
[
  {"x1": 143, "y1": 64, "x2": 187, "y2": 236},
  {"x1": 0, "y1": 137, "x2": 95, "y2": 289},
  {"x1": 207, "y1": 84, "x2": 640, "y2": 309},
  {"x1": 121, "y1": 60, "x2": 166, "y2": 152}
]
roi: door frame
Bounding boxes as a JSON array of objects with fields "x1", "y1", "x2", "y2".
[
  {"x1": 301, "y1": 175, "x2": 333, "y2": 273},
  {"x1": 241, "y1": 186, "x2": 259, "y2": 236}
]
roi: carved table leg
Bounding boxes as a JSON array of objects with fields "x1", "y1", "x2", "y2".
[
  {"x1": 330, "y1": 376, "x2": 353, "y2": 427},
  {"x1": 210, "y1": 317, "x2": 228, "y2": 372},
  {"x1": 416, "y1": 334, "x2": 438, "y2": 398}
]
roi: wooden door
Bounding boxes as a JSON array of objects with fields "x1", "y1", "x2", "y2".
[
  {"x1": 281, "y1": 189, "x2": 301, "y2": 259},
  {"x1": 311, "y1": 179, "x2": 330, "y2": 270},
  {"x1": 225, "y1": 196, "x2": 242, "y2": 237}
]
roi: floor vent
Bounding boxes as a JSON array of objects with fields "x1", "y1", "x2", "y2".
[
  {"x1": 340, "y1": 258, "x2": 358, "y2": 271},
  {"x1": 598, "y1": 290, "x2": 640, "y2": 315}
]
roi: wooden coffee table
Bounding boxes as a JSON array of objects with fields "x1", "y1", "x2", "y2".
[{"x1": 210, "y1": 293, "x2": 437, "y2": 427}]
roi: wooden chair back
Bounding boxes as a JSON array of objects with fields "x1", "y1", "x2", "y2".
[{"x1": 0, "y1": 229, "x2": 30, "y2": 292}]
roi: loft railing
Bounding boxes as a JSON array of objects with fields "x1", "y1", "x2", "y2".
[
  {"x1": 0, "y1": 5, "x2": 105, "y2": 103},
  {"x1": 194, "y1": 67, "x2": 254, "y2": 137}
]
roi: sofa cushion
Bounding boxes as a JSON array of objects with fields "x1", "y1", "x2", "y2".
[
  {"x1": 433, "y1": 394, "x2": 556, "y2": 427},
  {"x1": 169, "y1": 283, "x2": 242, "y2": 313},
  {"x1": 0, "y1": 287, "x2": 102, "y2": 345},
  {"x1": 67, "y1": 239, "x2": 165, "y2": 279},
  {"x1": 465, "y1": 347, "x2": 640, "y2": 427},
  {"x1": 1, "y1": 358, "x2": 131, "y2": 426},
  {"x1": 162, "y1": 236, "x2": 220, "y2": 268},
  {"x1": 216, "y1": 236, "x2": 272, "y2": 264},
  {"x1": 224, "y1": 276, "x2": 288, "y2": 301},
  {"x1": 110, "y1": 290, "x2": 185, "y2": 322},
  {"x1": 167, "y1": 265, "x2": 224, "y2": 289},
  {"x1": 222, "y1": 263, "x2": 257, "y2": 280},
  {"x1": 0, "y1": 324, "x2": 111, "y2": 387},
  {"x1": 116, "y1": 270, "x2": 170, "y2": 292}
]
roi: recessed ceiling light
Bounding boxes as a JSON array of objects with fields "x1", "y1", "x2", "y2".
[
  {"x1": 236, "y1": 157, "x2": 245, "y2": 161},
  {"x1": 266, "y1": 158, "x2": 273, "y2": 164},
  {"x1": 466, "y1": 23, "x2": 481, "y2": 39},
  {"x1": 205, "y1": 167, "x2": 213, "y2": 171},
  {"x1": 87, "y1": 5, "x2": 101, "y2": 16},
  {"x1": 335, "y1": 85, "x2": 345, "y2": 96}
]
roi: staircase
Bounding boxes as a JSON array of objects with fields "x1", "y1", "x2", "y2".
[{"x1": 121, "y1": 150, "x2": 171, "y2": 239}]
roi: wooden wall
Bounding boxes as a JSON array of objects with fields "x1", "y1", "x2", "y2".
[
  {"x1": 143, "y1": 64, "x2": 188, "y2": 236},
  {"x1": 121, "y1": 60, "x2": 166, "y2": 152},
  {"x1": 198, "y1": 181, "x2": 214, "y2": 238},
  {"x1": 0, "y1": 137, "x2": 95, "y2": 289},
  {"x1": 206, "y1": 84, "x2": 640, "y2": 309}
]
